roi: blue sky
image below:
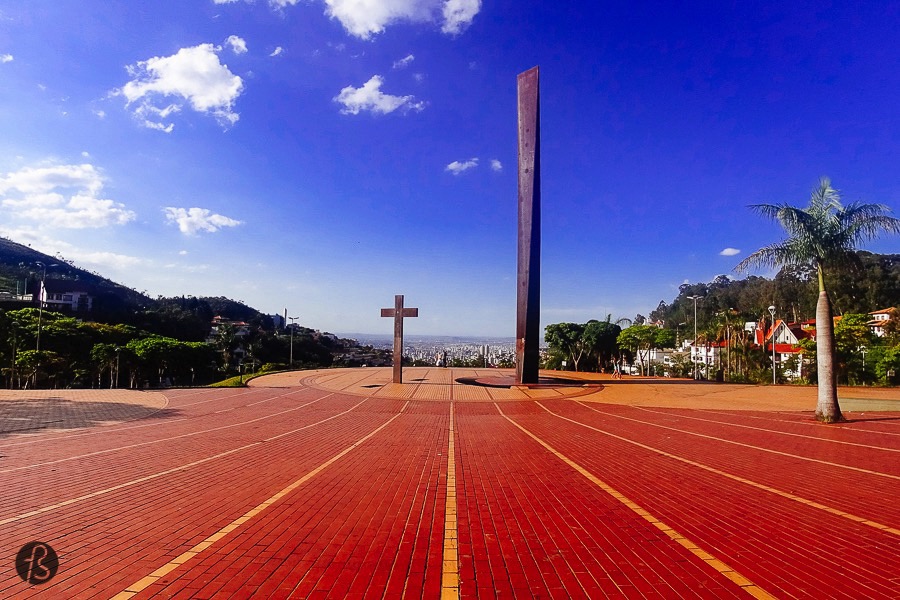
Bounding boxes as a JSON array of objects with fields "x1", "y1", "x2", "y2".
[{"x1": 1, "y1": 1, "x2": 899, "y2": 337}]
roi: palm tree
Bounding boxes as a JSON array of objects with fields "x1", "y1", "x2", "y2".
[{"x1": 737, "y1": 178, "x2": 900, "y2": 422}]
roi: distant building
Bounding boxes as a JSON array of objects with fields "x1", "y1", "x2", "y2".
[
  {"x1": 868, "y1": 307, "x2": 896, "y2": 337},
  {"x1": 207, "y1": 316, "x2": 252, "y2": 362},
  {"x1": 689, "y1": 340, "x2": 724, "y2": 378},
  {"x1": 764, "y1": 319, "x2": 814, "y2": 379},
  {"x1": 39, "y1": 280, "x2": 95, "y2": 312},
  {"x1": 686, "y1": 318, "x2": 815, "y2": 381},
  {"x1": 271, "y1": 313, "x2": 285, "y2": 329}
]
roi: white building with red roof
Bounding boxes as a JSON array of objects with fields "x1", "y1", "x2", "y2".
[{"x1": 868, "y1": 307, "x2": 896, "y2": 337}]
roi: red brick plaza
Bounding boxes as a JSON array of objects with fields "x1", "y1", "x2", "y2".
[{"x1": 2, "y1": 368, "x2": 899, "y2": 599}]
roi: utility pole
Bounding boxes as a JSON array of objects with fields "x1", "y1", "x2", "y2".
[
  {"x1": 34, "y1": 262, "x2": 57, "y2": 352},
  {"x1": 288, "y1": 316, "x2": 299, "y2": 368},
  {"x1": 686, "y1": 296, "x2": 702, "y2": 379},
  {"x1": 768, "y1": 305, "x2": 777, "y2": 385}
]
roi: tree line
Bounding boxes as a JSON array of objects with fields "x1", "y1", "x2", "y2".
[
  {"x1": 544, "y1": 255, "x2": 900, "y2": 384},
  {"x1": 0, "y1": 305, "x2": 344, "y2": 389},
  {"x1": 544, "y1": 177, "x2": 900, "y2": 413}
]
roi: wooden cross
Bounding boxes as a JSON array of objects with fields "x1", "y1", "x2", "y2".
[{"x1": 380, "y1": 294, "x2": 418, "y2": 383}]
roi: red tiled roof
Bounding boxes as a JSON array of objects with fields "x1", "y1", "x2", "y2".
[{"x1": 772, "y1": 343, "x2": 802, "y2": 353}]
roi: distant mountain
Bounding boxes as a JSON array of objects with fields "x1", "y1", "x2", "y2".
[
  {"x1": 344, "y1": 333, "x2": 517, "y2": 349},
  {"x1": 0, "y1": 237, "x2": 273, "y2": 330},
  {"x1": 0, "y1": 236, "x2": 152, "y2": 308}
]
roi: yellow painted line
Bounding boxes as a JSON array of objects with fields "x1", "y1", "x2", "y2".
[
  {"x1": 544, "y1": 402, "x2": 900, "y2": 537},
  {"x1": 111, "y1": 401, "x2": 411, "y2": 599},
  {"x1": 632, "y1": 405, "x2": 900, "y2": 453},
  {"x1": 0, "y1": 397, "x2": 366, "y2": 527},
  {"x1": 582, "y1": 402, "x2": 900, "y2": 481},
  {"x1": 494, "y1": 403, "x2": 776, "y2": 600},
  {"x1": 441, "y1": 401, "x2": 459, "y2": 599}
]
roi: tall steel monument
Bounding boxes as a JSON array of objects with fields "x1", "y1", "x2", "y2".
[{"x1": 516, "y1": 66, "x2": 541, "y2": 384}]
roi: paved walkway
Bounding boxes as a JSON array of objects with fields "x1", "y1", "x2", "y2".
[{"x1": 1, "y1": 368, "x2": 898, "y2": 598}]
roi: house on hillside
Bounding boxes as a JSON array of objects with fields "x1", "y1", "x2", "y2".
[
  {"x1": 763, "y1": 319, "x2": 814, "y2": 379},
  {"x1": 207, "y1": 316, "x2": 252, "y2": 364},
  {"x1": 689, "y1": 339, "x2": 726, "y2": 379},
  {"x1": 37, "y1": 279, "x2": 95, "y2": 312},
  {"x1": 691, "y1": 308, "x2": 894, "y2": 382},
  {"x1": 688, "y1": 319, "x2": 814, "y2": 381},
  {"x1": 868, "y1": 307, "x2": 896, "y2": 337}
]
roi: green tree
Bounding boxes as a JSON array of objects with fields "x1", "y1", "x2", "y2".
[
  {"x1": 617, "y1": 325, "x2": 662, "y2": 376},
  {"x1": 737, "y1": 178, "x2": 900, "y2": 422},
  {"x1": 544, "y1": 323, "x2": 587, "y2": 371},
  {"x1": 583, "y1": 320, "x2": 622, "y2": 371},
  {"x1": 833, "y1": 314, "x2": 873, "y2": 384},
  {"x1": 213, "y1": 323, "x2": 239, "y2": 372},
  {"x1": 16, "y1": 350, "x2": 64, "y2": 389},
  {"x1": 90, "y1": 343, "x2": 119, "y2": 388},
  {"x1": 875, "y1": 347, "x2": 900, "y2": 384}
]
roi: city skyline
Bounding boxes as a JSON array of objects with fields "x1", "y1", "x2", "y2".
[{"x1": 2, "y1": 2, "x2": 899, "y2": 337}]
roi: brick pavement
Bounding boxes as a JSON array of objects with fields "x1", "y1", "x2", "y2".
[{"x1": 1, "y1": 368, "x2": 898, "y2": 598}]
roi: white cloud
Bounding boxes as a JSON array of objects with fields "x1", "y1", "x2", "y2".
[
  {"x1": 314, "y1": 0, "x2": 480, "y2": 39},
  {"x1": 322, "y1": 0, "x2": 430, "y2": 39},
  {"x1": 212, "y1": 0, "x2": 481, "y2": 39},
  {"x1": 270, "y1": 46, "x2": 284, "y2": 57},
  {"x1": 334, "y1": 75, "x2": 424, "y2": 115},
  {"x1": 441, "y1": 0, "x2": 480, "y2": 34},
  {"x1": 0, "y1": 163, "x2": 136, "y2": 229},
  {"x1": 0, "y1": 54, "x2": 12, "y2": 63},
  {"x1": 225, "y1": 35, "x2": 248, "y2": 54},
  {"x1": 490, "y1": 159, "x2": 502, "y2": 172},
  {"x1": 117, "y1": 43, "x2": 244, "y2": 131},
  {"x1": 0, "y1": 228, "x2": 146, "y2": 271},
  {"x1": 76, "y1": 250, "x2": 147, "y2": 270},
  {"x1": 719, "y1": 247, "x2": 741, "y2": 256},
  {"x1": 164, "y1": 207, "x2": 243, "y2": 235},
  {"x1": 93, "y1": 109, "x2": 106, "y2": 119},
  {"x1": 393, "y1": 54, "x2": 415, "y2": 69},
  {"x1": 445, "y1": 157, "x2": 478, "y2": 175}
]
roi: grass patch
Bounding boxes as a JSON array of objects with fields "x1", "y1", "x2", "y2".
[{"x1": 208, "y1": 375, "x2": 250, "y2": 387}]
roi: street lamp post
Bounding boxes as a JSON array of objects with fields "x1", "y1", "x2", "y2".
[
  {"x1": 34, "y1": 262, "x2": 58, "y2": 352},
  {"x1": 676, "y1": 322, "x2": 687, "y2": 378},
  {"x1": 288, "y1": 316, "x2": 299, "y2": 368},
  {"x1": 10, "y1": 320, "x2": 19, "y2": 388},
  {"x1": 114, "y1": 347, "x2": 121, "y2": 389},
  {"x1": 725, "y1": 321, "x2": 731, "y2": 381},
  {"x1": 768, "y1": 305, "x2": 777, "y2": 385},
  {"x1": 860, "y1": 345, "x2": 867, "y2": 385},
  {"x1": 719, "y1": 308, "x2": 733, "y2": 382},
  {"x1": 686, "y1": 296, "x2": 702, "y2": 380}
]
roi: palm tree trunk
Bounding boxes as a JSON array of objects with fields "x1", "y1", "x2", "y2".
[{"x1": 815, "y1": 273, "x2": 843, "y2": 422}]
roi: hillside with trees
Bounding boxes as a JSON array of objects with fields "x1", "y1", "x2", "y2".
[
  {"x1": 543, "y1": 250, "x2": 900, "y2": 387},
  {"x1": 0, "y1": 237, "x2": 152, "y2": 312},
  {"x1": 0, "y1": 237, "x2": 355, "y2": 388},
  {"x1": 647, "y1": 252, "x2": 900, "y2": 332}
]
